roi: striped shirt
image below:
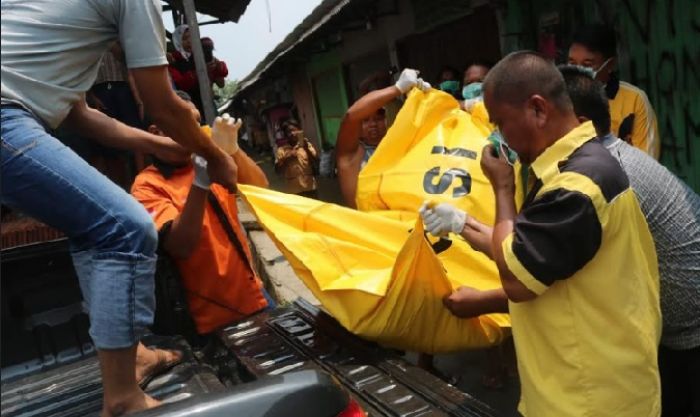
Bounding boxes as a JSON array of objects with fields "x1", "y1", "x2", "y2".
[{"x1": 602, "y1": 133, "x2": 700, "y2": 350}]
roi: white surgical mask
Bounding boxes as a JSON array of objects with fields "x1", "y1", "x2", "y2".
[{"x1": 574, "y1": 57, "x2": 613, "y2": 81}]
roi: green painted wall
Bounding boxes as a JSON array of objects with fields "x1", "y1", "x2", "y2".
[
  {"x1": 504, "y1": 0, "x2": 700, "y2": 191},
  {"x1": 306, "y1": 49, "x2": 349, "y2": 149},
  {"x1": 610, "y1": 0, "x2": 700, "y2": 189}
]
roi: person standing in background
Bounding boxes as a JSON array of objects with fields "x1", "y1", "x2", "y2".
[
  {"x1": 168, "y1": 25, "x2": 229, "y2": 116},
  {"x1": 568, "y1": 23, "x2": 660, "y2": 159},
  {"x1": 275, "y1": 119, "x2": 319, "y2": 198}
]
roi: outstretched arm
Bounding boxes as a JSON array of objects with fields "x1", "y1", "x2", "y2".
[
  {"x1": 131, "y1": 65, "x2": 238, "y2": 192},
  {"x1": 234, "y1": 150, "x2": 269, "y2": 188},
  {"x1": 62, "y1": 98, "x2": 189, "y2": 164},
  {"x1": 336, "y1": 86, "x2": 402, "y2": 207}
]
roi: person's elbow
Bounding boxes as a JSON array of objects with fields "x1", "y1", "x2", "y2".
[
  {"x1": 502, "y1": 279, "x2": 537, "y2": 303},
  {"x1": 342, "y1": 108, "x2": 363, "y2": 126}
]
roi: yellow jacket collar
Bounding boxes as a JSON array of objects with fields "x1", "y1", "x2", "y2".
[{"x1": 530, "y1": 121, "x2": 597, "y2": 180}]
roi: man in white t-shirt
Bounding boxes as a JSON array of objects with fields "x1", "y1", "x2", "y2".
[{"x1": 1, "y1": 1, "x2": 238, "y2": 415}]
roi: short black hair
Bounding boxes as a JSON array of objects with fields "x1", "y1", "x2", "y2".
[
  {"x1": 558, "y1": 65, "x2": 611, "y2": 135},
  {"x1": 483, "y1": 51, "x2": 572, "y2": 111},
  {"x1": 571, "y1": 23, "x2": 617, "y2": 59}
]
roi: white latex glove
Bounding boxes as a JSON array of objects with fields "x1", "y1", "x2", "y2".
[
  {"x1": 416, "y1": 78, "x2": 431, "y2": 92},
  {"x1": 419, "y1": 201, "x2": 468, "y2": 237},
  {"x1": 394, "y1": 68, "x2": 420, "y2": 94},
  {"x1": 192, "y1": 155, "x2": 211, "y2": 190},
  {"x1": 211, "y1": 113, "x2": 243, "y2": 155}
]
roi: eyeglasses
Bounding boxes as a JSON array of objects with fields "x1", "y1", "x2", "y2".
[{"x1": 487, "y1": 130, "x2": 518, "y2": 166}]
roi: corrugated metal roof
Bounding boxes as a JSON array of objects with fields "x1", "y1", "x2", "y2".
[
  {"x1": 163, "y1": 0, "x2": 252, "y2": 23},
  {"x1": 234, "y1": 0, "x2": 353, "y2": 96}
]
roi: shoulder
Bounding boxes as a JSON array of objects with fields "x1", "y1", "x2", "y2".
[
  {"x1": 132, "y1": 166, "x2": 165, "y2": 188},
  {"x1": 613, "y1": 141, "x2": 697, "y2": 200},
  {"x1": 619, "y1": 81, "x2": 654, "y2": 109},
  {"x1": 618, "y1": 81, "x2": 649, "y2": 98},
  {"x1": 557, "y1": 139, "x2": 629, "y2": 203}
]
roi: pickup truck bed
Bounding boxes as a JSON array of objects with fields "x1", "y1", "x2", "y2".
[{"x1": 1, "y1": 239, "x2": 499, "y2": 417}]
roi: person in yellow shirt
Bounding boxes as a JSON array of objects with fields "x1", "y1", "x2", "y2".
[
  {"x1": 568, "y1": 23, "x2": 660, "y2": 159},
  {"x1": 421, "y1": 51, "x2": 661, "y2": 417}
]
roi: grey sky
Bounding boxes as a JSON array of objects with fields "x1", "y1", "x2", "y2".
[{"x1": 163, "y1": 0, "x2": 324, "y2": 81}]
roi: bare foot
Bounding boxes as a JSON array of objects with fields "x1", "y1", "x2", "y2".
[
  {"x1": 135, "y1": 343, "x2": 183, "y2": 387},
  {"x1": 101, "y1": 390, "x2": 160, "y2": 417}
]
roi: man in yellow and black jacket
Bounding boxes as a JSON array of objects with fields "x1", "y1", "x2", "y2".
[
  {"x1": 421, "y1": 52, "x2": 661, "y2": 417},
  {"x1": 568, "y1": 23, "x2": 660, "y2": 159}
]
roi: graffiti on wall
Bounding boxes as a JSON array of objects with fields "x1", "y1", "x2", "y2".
[{"x1": 612, "y1": 0, "x2": 700, "y2": 187}]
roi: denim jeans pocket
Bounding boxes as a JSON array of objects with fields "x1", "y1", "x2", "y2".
[
  {"x1": 1, "y1": 107, "x2": 45, "y2": 158},
  {"x1": 1, "y1": 137, "x2": 39, "y2": 157}
]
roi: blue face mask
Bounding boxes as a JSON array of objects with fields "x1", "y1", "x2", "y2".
[
  {"x1": 462, "y1": 82, "x2": 483, "y2": 100},
  {"x1": 487, "y1": 130, "x2": 518, "y2": 166},
  {"x1": 439, "y1": 80, "x2": 460, "y2": 95}
]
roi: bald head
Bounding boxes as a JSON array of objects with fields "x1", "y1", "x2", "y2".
[
  {"x1": 482, "y1": 51, "x2": 582, "y2": 164},
  {"x1": 484, "y1": 51, "x2": 573, "y2": 111}
]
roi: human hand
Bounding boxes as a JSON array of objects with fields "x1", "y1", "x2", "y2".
[
  {"x1": 443, "y1": 286, "x2": 492, "y2": 318},
  {"x1": 212, "y1": 113, "x2": 243, "y2": 155},
  {"x1": 419, "y1": 201, "x2": 468, "y2": 237},
  {"x1": 192, "y1": 155, "x2": 211, "y2": 190},
  {"x1": 416, "y1": 78, "x2": 431, "y2": 92},
  {"x1": 206, "y1": 150, "x2": 238, "y2": 192},
  {"x1": 481, "y1": 144, "x2": 515, "y2": 192},
  {"x1": 395, "y1": 68, "x2": 430, "y2": 94}
]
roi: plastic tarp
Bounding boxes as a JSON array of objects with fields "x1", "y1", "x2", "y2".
[
  {"x1": 239, "y1": 185, "x2": 509, "y2": 353},
  {"x1": 237, "y1": 88, "x2": 523, "y2": 353}
]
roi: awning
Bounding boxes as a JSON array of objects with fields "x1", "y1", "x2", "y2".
[{"x1": 162, "y1": 0, "x2": 252, "y2": 23}]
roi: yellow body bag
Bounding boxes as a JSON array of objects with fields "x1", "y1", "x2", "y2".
[
  {"x1": 239, "y1": 185, "x2": 509, "y2": 353},
  {"x1": 238, "y1": 89, "x2": 521, "y2": 353},
  {"x1": 357, "y1": 89, "x2": 522, "y2": 223}
]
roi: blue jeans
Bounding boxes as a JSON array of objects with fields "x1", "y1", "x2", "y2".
[{"x1": 1, "y1": 105, "x2": 157, "y2": 349}]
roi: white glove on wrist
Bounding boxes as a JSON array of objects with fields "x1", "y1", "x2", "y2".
[
  {"x1": 419, "y1": 201, "x2": 468, "y2": 237},
  {"x1": 416, "y1": 78, "x2": 431, "y2": 92},
  {"x1": 192, "y1": 155, "x2": 211, "y2": 190},
  {"x1": 394, "y1": 68, "x2": 420, "y2": 94},
  {"x1": 211, "y1": 113, "x2": 243, "y2": 155}
]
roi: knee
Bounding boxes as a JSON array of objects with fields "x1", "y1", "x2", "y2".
[{"x1": 121, "y1": 207, "x2": 158, "y2": 256}]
